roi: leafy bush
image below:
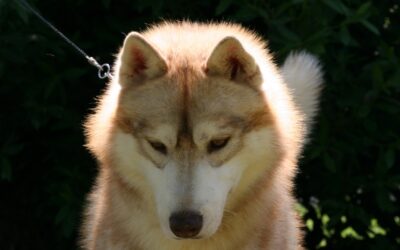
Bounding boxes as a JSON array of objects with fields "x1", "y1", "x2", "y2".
[{"x1": 0, "y1": 0, "x2": 399, "y2": 249}]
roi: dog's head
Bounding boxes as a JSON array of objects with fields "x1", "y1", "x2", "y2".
[{"x1": 111, "y1": 32, "x2": 279, "y2": 239}]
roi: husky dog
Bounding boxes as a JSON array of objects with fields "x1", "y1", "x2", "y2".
[{"x1": 81, "y1": 21, "x2": 322, "y2": 250}]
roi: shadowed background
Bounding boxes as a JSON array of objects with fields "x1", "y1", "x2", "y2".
[{"x1": 0, "y1": 0, "x2": 399, "y2": 249}]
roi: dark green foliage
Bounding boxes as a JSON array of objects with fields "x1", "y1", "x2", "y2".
[{"x1": 0, "y1": 0, "x2": 399, "y2": 249}]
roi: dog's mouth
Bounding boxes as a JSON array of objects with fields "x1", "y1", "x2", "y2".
[{"x1": 173, "y1": 236, "x2": 202, "y2": 240}]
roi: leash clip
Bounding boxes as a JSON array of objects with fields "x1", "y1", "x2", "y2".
[
  {"x1": 98, "y1": 63, "x2": 111, "y2": 79},
  {"x1": 86, "y1": 56, "x2": 112, "y2": 79}
]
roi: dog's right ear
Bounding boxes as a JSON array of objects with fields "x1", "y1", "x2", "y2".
[{"x1": 118, "y1": 32, "x2": 167, "y2": 86}]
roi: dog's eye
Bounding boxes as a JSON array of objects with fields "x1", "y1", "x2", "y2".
[
  {"x1": 208, "y1": 137, "x2": 230, "y2": 153},
  {"x1": 148, "y1": 141, "x2": 167, "y2": 155}
]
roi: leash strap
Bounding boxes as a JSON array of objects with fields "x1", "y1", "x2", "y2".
[{"x1": 16, "y1": 0, "x2": 113, "y2": 79}]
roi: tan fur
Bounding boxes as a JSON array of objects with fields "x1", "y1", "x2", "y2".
[{"x1": 81, "y1": 21, "x2": 321, "y2": 250}]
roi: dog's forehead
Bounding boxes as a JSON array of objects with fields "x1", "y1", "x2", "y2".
[
  {"x1": 189, "y1": 78, "x2": 263, "y2": 121},
  {"x1": 118, "y1": 68, "x2": 267, "y2": 135}
]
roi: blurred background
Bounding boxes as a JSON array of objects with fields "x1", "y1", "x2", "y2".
[{"x1": 0, "y1": 0, "x2": 399, "y2": 249}]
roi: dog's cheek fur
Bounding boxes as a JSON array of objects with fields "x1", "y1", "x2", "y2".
[
  {"x1": 224, "y1": 127, "x2": 281, "y2": 210},
  {"x1": 111, "y1": 131, "x2": 157, "y2": 205},
  {"x1": 191, "y1": 127, "x2": 279, "y2": 238}
]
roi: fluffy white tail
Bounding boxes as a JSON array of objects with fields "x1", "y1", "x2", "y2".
[{"x1": 280, "y1": 52, "x2": 323, "y2": 131}]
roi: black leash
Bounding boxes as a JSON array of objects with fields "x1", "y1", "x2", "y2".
[{"x1": 16, "y1": 0, "x2": 112, "y2": 80}]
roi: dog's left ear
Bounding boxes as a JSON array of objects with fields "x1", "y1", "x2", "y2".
[{"x1": 206, "y1": 36, "x2": 261, "y2": 87}]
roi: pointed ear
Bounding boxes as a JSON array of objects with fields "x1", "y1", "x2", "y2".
[
  {"x1": 118, "y1": 32, "x2": 167, "y2": 86},
  {"x1": 206, "y1": 36, "x2": 261, "y2": 86}
]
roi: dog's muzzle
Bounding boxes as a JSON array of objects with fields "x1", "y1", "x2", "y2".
[{"x1": 169, "y1": 210, "x2": 203, "y2": 238}]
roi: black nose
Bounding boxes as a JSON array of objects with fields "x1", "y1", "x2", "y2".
[{"x1": 169, "y1": 210, "x2": 203, "y2": 238}]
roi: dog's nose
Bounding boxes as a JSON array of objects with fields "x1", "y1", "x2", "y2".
[{"x1": 169, "y1": 210, "x2": 203, "y2": 238}]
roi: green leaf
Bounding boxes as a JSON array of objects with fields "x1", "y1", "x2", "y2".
[
  {"x1": 341, "y1": 226, "x2": 364, "y2": 239},
  {"x1": 369, "y1": 218, "x2": 387, "y2": 236},
  {"x1": 215, "y1": 0, "x2": 233, "y2": 15},
  {"x1": 323, "y1": 0, "x2": 351, "y2": 16},
  {"x1": 275, "y1": 23, "x2": 300, "y2": 42},
  {"x1": 361, "y1": 20, "x2": 380, "y2": 35},
  {"x1": 371, "y1": 65, "x2": 384, "y2": 87},
  {"x1": 384, "y1": 150, "x2": 395, "y2": 169},
  {"x1": 306, "y1": 218, "x2": 314, "y2": 231},
  {"x1": 339, "y1": 26, "x2": 357, "y2": 46},
  {"x1": 356, "y1": 2, "x2": 371, "y2": 17}
]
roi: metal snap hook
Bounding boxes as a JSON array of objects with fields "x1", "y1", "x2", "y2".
[{"x1": 98, "y1": 63, "x2": 111, "y2": 79}]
